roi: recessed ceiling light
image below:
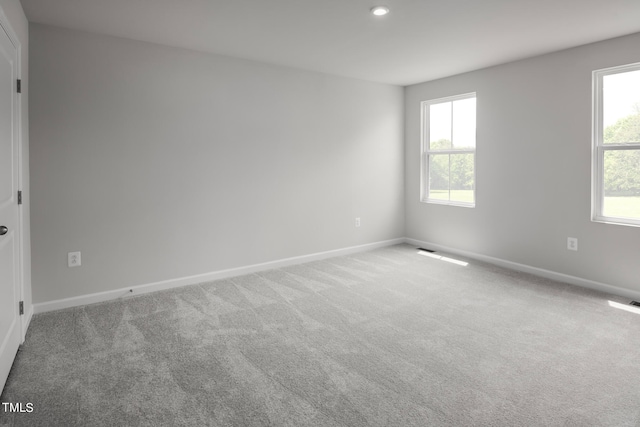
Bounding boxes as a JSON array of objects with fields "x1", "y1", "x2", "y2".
[{"x1": 371, "y1": 6, "x2": 390, "y2": 16}]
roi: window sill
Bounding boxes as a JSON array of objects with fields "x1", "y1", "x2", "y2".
[
  {"x1": 592, "y1": 216, "x2": 640, "y2": 228},
  {"x1": 421, "y1": 198, "x2": 475, "y2": 208}
]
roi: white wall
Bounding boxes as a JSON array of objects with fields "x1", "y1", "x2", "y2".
[
  {"x1": 0, "y1": 0, "x2": 30, "y2": 320},
  {"x1": 30, "y1": 24, "x2": 404, "y2": 304},
  {"x1": 405, "y1": 32, "x2": 640, "y2": 296}
]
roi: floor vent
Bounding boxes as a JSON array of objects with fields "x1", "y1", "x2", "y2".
[
  {"x1": 630, "y1": 301, "x2": 640, "y2": 307},
  {"x1": 417, "y1": 248, "x2": 436, "y2": 253}
]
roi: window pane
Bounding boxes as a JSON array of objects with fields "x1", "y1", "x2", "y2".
[
  {"x1": 449, "y1": 153, "x2": 475, "y2": 204},
  {"x1": 603, "y1": 149, "x2": 640, "y2": 219},
  {"x1": 429, "y1": 154, "x2": 449, "y2": 200},
  {"x1": 422, "y1": 93, "x2": 476, "y2": 207},
  {"x1": 429, "y1": 102, "x2": 451, "y2": 149},
  {"x1": 452, "y1": 97, "x2": 476, "y2": 149},
  {"x1": 603, "y1": 70, "x2": 640, "y2": 144}
]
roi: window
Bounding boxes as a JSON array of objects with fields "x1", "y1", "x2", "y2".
[
  {"x1": 592, "y1": 63, "x2": 640, "y2": 226},
  {"x1": 421, "y1": 93, "x2": 476, "y2": 206}
]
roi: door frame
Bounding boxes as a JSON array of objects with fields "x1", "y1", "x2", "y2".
[{"x1": 0, "y1": 6, "x2": 26, "y2": 342}]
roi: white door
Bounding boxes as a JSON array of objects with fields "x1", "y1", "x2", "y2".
[{"x1": 0, "y1": 20, "x2": 21, "y2": 393}]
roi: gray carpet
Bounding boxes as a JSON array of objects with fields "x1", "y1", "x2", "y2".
[{"x1": 1, "y1": 244, "x2": 639, "y2": 426}]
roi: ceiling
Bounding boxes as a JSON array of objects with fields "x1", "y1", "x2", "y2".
[{"x1": 20, "y1": 0, "x2": 640, "y2": 86}]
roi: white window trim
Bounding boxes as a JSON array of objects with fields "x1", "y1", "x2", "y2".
[
  {"x1": 420, "y1": 92, "x2": 476, "y2": 208},
  {"x1": 592, "y1": 62, "x2": 640, "y2": 227}
]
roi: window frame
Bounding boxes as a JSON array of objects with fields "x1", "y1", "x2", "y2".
[
  {"x1": 420, "y1": 92, "x2": 477, "y2": 207},
  {"x1": 592, "y1": 62, "x2": 640, "y2": 227}
]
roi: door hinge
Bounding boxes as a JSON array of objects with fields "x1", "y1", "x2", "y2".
[
  {"x1": 19, "y1": 301, "x2": 24, "y2": 315},
  {"x1": 17, "y1": 190, "x2": 22, "y2": 205},
  {"x1": 17, "y1": 79, "x2": 21, "y2": 94}
]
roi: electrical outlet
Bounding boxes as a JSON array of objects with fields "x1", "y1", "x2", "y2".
[
  {"x1": 68, "y1": 251, "x2": 81, "y2": 267},
  {"x1": 355, "y1": 217, "x2": 361, "y2": 227},
  {"x1": 567, "y1": 237, "x2": 578, "y2": 251}
]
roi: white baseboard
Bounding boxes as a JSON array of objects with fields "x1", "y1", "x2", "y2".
[
  {"x1": 404, "y1": 237, "x2": 640, "y2": 301},
  {"x1": 20, "y1": 304, "x2": 33, "y2": 343},
  {"x1": 33, "y1": 238, "x2": 406, "y2": 314}
]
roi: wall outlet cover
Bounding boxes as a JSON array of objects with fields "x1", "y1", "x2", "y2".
[{"x1": 68, "y1": 251, "x2": 82, "y2": 267}]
